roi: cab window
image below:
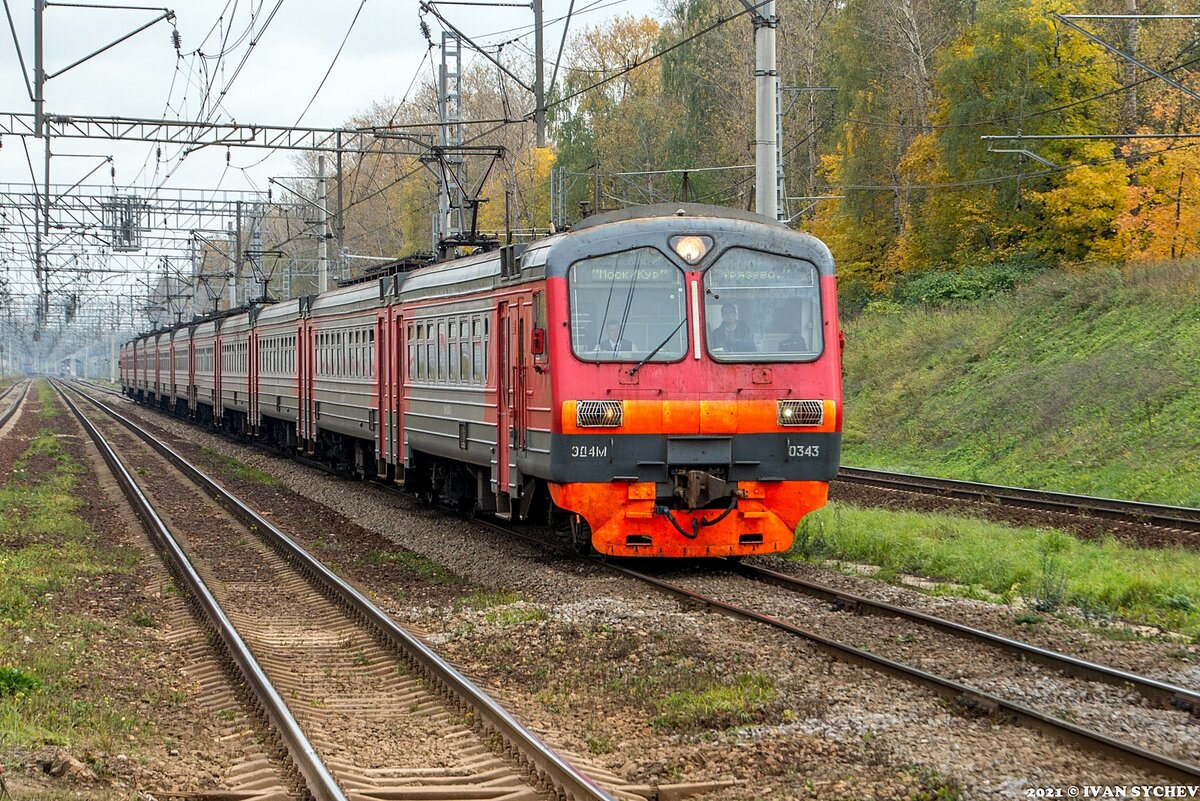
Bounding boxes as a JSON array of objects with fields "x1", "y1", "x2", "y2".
[
  {"x1": 704, "y1": 248, "x2": 823, "y2": 362},
  {"x1": 569, "y1": 248, "x2": 686, "y2": 363}
]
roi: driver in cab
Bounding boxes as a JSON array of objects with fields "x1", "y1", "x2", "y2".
[
  {"x1": 708, "y1": 303, "x2": 756, "y2": 352},
  {"x1": 597, "y1": 321, "x2": 635, "y2": 355}
]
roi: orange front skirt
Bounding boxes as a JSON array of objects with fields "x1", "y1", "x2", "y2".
[{"x1": 549, "y1": 479, "x2": 828, "y2": 558}]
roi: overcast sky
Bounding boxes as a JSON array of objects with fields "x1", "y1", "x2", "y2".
[{"x1": 0, "y1": 0, "x2": 630, "y2": 194}]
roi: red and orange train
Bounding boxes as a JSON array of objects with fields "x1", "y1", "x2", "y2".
[{"x1": 121, "y1": 204, "x2": 843, "y2": 558}]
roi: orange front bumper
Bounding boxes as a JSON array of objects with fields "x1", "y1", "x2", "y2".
[{"x1": 548, "y1": 480, "x2": 828, "y2": 558}]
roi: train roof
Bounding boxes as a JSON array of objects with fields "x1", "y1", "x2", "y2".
[
  {"x1": 309, "y1": 280, "x2": 382, "y2": 315},
  {"x1": 572, "y1": 203, "x2": 784, "y2": 230},
  {"x1": 257, "y1": 297, "x2": 301, "y2": 323},
  {"x1": 395, "y1": 248, "x2": 504, "y2": 301},
  {"x1": 125, "y1": 205, "x2": 834, "y2": 347},
  {"x1": 541, "y1": 204, "x2": 835, "y2": 278}
]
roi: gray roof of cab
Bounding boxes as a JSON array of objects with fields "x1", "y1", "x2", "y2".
[
  {"x1": 542, "y1": 203, "x2": 834, "y2": 278},
  {"x1": 572, "y1": 203, "x2": 785, "y2": 230}
]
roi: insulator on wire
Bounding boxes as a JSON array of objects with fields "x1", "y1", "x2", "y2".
[
  {"x1": 156, "y1": 145, "x2": 161, "y2": 161},
  {"x1": 420, "y1": 19, "x2": 431, "y2": 42},
  {"x1": 226, "y1": 148, "x2": 231, "y2": 164},
  {"x1": 171, "y1": 29, "x2": 182, "y2": 50}
]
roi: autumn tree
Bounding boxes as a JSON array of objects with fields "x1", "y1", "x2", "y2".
[
  {"x1": 553, "y1": 15, "x2": 687, "y2": 213},
  {"x1": 910, "y1": 0, "x2": 1124, "y2": 265}
]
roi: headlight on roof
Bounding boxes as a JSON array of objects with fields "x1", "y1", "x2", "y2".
[
  {"x1": 778, "y1": 400, "x2": 824, "y2": 427},
  {"x1": 670, "y1": 234, "x2": 712, "y2": 264},
  {"x1": 577, "y1": 400, "x2": 624, "y2": 428}
]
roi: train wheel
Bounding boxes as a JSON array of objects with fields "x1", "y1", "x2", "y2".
[{"x1": 551, "y1": 508, "x2": 593, "y2": 555}]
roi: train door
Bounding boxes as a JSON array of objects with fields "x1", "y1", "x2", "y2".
[
  {"x1": 300, "y1": 321, "x2": 315, "y2": 452},
  {"x1": 248, "y1": 329, "x2": 259, "y2": 435},
  {"x1": 213, "y1": 335, "x2": 223, "y2": 423},
  {"x1": 392, "y1": 312, "x2": 406, "y2": 480},
  {"x1": 495, "y1": 299, "x2": 530, "y2": 515},
  {"x1": 495, "y1": 302, "x2": 514, "y2": 508},
  {"x1": 188, "y1": 336, "x2": 196, "y2": 412},
  {"x1": 374, "y1": 312, "x2": 388, "y2": 478},
  {"x1": 514, "y1": 297, "x2": 530, "y2": 452},
  {"x1": 294, "y1": 321, "x2": 304, "y2": 450}
]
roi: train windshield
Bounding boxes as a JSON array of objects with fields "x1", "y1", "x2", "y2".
[
  {"x1": 703, "y1": 249, "x2": 823, "y2": 362},
  {"x1": 569, "y1": 248, "x2": 687, "y2": 363}
]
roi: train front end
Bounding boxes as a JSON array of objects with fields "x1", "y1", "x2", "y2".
[{"x1": 543, "y1": 205, "x2": 843, "y2": 558}]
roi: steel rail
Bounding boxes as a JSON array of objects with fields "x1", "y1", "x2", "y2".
[
  {"x1": 725, "y1": 560, "x2": 1199, "y2": 714},
  {"x1": 64, "y1": 382, "x2": 617, "y2": 801},
  {"x1": 603, "y1": 561, "x2": 1200, "y2": 782},
  {"x1": 837, "y1": 466, "x2": 1200, "y2": 532},
  {"x1": 53, "y1": 382, "x2": 349, "y2": 801},
  {"x1": 0, "y1": 380, "x2": 31, "y2": 429},
  {"x1": 449, "y1": 514, "x2": 1200, "y2": 781},
  {"x1": 92, "y1": 379, "x2": 1200, "y2": 784}
]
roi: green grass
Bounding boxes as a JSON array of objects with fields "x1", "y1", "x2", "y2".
[
  {"x1": 482, "y1": 605, "x2": 547, "y2": 626},
  {"x1": 36, "y1": 381, "x2": 59, "y2": 420},
  {"x1": 0, "y1": 667, "x2": 41, "y2": 696},
  {"x1": 586, "y1": 732, "x2": 617, "y2": 755},
  {"x1": 198, "y1": 446, "x2": 285, "y2": 488},
  {"x1": 842, "y1": 262, "x2": 1200, "y2": 506},
  {"x1": 0, "y1": 405, "x2": 152, "y2": 753},
  {"x1": 361, "y1": 550, "x2": 465, "y2": 585},
  {"x1": 454, "y1": 589, "x2": 524, "y2": 610},
  {"x1": 792, "y1": 502, "x2": 1200, "y2": 638},
  {"x1": 652, "y1": 673, "x2": 776, "y2": 731}
]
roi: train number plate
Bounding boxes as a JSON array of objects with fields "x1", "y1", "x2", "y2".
[
  {"x1": 571, "y1": 445, "x2": 608, "y2": 458},
  {"x1": 788, "y1": 444, "x2": 820, "y2": 458}
]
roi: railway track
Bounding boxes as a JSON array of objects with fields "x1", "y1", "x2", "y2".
[
  {"x1": 455, "y1": 510, "x2": 1200, "y2": 783},
  {"x1": 415, "y1": 498, "x2": 1200, "y2": 782},
  {"x1": 57, "y1": 381, "x2": 624, "y2": 801},
  {"x1": 601, "y1": 558, "x2": 1200, "y2": 783},
  {"x1": 0, "y1": 379, "x2": 30, "y2": 429},
  {"x1": 82, "y1": 381, "x2": 1200, "y2": 786},
  {"x1": 837, "y1": 466, "x2": 1200, "y2": 534},
  {"x1": 727, "y1": 559, "x2": 1200, "y2": 715}
]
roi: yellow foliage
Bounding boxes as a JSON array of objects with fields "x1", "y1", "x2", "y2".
[
  {"x1": 1113, "y1": 141, "x2": 1200, "y2": 262},
  {"x1": 477, "y1": 146, "x2": 556, "y2": 235},
  {"x1": 1029, "y1": 158, "x2": 1127, "y2": 264}
]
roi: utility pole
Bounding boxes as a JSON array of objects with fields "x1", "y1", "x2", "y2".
[
  {"x1": 34, "y1": 0, "x2": 47, "y2": 321},
  {"x1": 227, "y1": 218, "x2": 238, "y2": 309},
  {"x1": 249, "y1": 214, "x2": 266, "y2": 300},
  {"x1": 752, "y1": 0, "x2": 780, "y2": 221},
  {"x1": 33, "y1": 0, "x2": 44, "y2": 136},
  {"x1": 41, "y1": 130, "x2": 51, "y2": 320},
  {"x1": 335, "y1": 131, "x2": 345, "y2": 260},
  {"x1": 318, "y1": 155, "x2": 329, "y2": 293},
  {"x1": 534, "y1": 0, "x2": 545, "y2": 147},
  {"x1": 776, "y1": 78, "x2": 785, "y2": 218},
  {"x1": 437, "y1": 31, "x2": 465, "y2": 246},
  {"x1": 1123, "y1": 0, "x2": 1140, "y2": 185}
]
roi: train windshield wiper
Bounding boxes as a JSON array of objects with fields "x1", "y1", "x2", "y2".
[{"x1": 629, "y1": 317, "x2": 686, "y2": 377}]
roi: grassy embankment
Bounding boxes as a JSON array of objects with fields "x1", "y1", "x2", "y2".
[
  {"x1": 792, "y1": 262, "x2": 1200, "y2": 639},
  {"x1": 0, "y1": 382, "x2": 151, "y2": 762}
]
